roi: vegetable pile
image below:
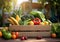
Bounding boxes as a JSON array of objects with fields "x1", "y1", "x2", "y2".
[
  {"x1": 4, "y1": 10, "x2": 60, "y2": 38},
  {"x1": 8, "y1": 11, "x2": 51, "y2": 25},
  {"x1": 0, "y1": 27, "x2": 19, "y2": 40},
  {"x1": 51, "y1": 23, "x2": 60, "y2": 38}
]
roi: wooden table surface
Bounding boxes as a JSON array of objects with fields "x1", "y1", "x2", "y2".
[
  {"x1": 0, "y1": 38, "x2": 60, "y2": 42},
  {"x1": 0, "y1": 27, "x2": 60, "y2": 42}
]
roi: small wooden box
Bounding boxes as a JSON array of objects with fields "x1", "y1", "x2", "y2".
[{"x1": 9, "y1": 25, "x2": 51, "y2": 37}]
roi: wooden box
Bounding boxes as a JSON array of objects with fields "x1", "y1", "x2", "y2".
[{"x1": 9, "y1": 25, "x2": 51, "y2": 37}]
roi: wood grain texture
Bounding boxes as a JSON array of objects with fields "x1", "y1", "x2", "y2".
[
  {"x1": 9, "y1": 25, "x2": 51, "y2": 31},
  {"x1": 9, "y1": 25, "x2": 51, "y2": 37},
  {"x1": 18, "y1": 32, "x2": 51, "y2": 37}
]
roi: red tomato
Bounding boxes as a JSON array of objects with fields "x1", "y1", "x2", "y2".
[
  {"x1": 0, "y1": 31, "x2": 2, "y2": 37},
  {"x1": 51, "y1": 33, "x2": 56, "y2": 38},
  {"x1": 12, "y1": 34, "x2": 16, "y2": 39},
  {"x1": 15, "y1": 32, "x2": 19, "y2": 38}
]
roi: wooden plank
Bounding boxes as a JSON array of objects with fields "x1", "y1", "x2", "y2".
[
  {"x1": 32, "y1": 3, "x2": 42, "y2": 9},
  {"x1": 9, "y1": 25, "x2": 51, "y2": 37},
  {"x1": 9, "y1": 25, "x2": 51, "y2": 31},
  {"x1": 17, "y1": 32, "x2": 50, "y2": 37}
]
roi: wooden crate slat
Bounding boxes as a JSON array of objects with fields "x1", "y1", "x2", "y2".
[
  {"x1": 9, "y1": 25, "x2": 51, "y2": 31},
  {"x1": 9, "y1": 25, "x2": 51, "y2": 37},
  {"x1": 18, "y1": 32, "x2": 50, "y2": 37}
]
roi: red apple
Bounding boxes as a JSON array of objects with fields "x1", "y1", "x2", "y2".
[
  {"x1": 21, "y1": 36, "x2": 27, "y2": 40},
  {"x1": 24, "y1": 36, "x2": 27, "y2": 40},
  {"x1": 21, "y1": 36, "x2": 25, "y2": 40},
  {"x1": 36, "y1": 36, "x2": 42, "y2": 39}
]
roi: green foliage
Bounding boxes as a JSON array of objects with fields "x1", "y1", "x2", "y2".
[
  {"x1": 51, "y1": 23, "x2": 60, "y2": 34},
  {"x1": 0, "y1": 0, "x2": 13, "y2": 12},
  {"x1": 19, "y1": 19, "x2": 31, "y2": 25},
  {"x1": 30, "y1": 11, "x2": 46, "y2": 22},
  {"x1": 49, "y1": 0, "x2": 60, "y2": 7},
  {"x1": 20, "y1": 14, "x2": 35, "y2": 25},
  {"x1": 12, "y1": 8, "x2": 22, "y2": 18},
  {"x1": 21, "y1": 14, "x2": 35, "y2": 21}
]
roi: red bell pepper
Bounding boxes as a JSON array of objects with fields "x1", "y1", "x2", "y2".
[{"x1": 32, "y1": 18, "x2": 41, "y2": 25}]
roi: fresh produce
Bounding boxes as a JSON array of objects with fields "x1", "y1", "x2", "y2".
[
  {"x1": 3, "y1": 32, "x2": 12, "y2": 40},
  {"x1": 12, "y1": 11, "x2": 35, "y2": 25},
  {"x1": 18, "y1": 20, "x2": 24, "y2": 25},
  {"x1": 32, "y1": 18, "x2": 41, "y2": 25},
  {"x1": 40, "y1": 22, "x2": 45, "y2": 25},
  {"x1": 15, "y1": 32, "x2": 19, "y2": 38},
  {"x1": 51, "y1": 23, "x2": 59, "y2": 33},
  {"x1": 51, "y1": 33, "x2": 56, "y2": 38},
  {"x1": 42, "y1": 21, "x2": 49, "y2": 25},
  {"x1": 55, "y1": 25, "x2": 60, "y2": 33},
  {"x1": 16, "y1": 15, "x2": 21, "y2": 22},
  {"x1": 8, "y1": 18, "x2": 15, "y2": 25},
  {"x1": 21, "y1": 36, "x2": 25, "y2": 40},
  {"x1": 30, "y1": 11, "x2": 46, "y2": 22},
  {"x1": 40, "y1": 20, "x2": 52, "y2": 25},
  {"x1": 0, "y1": 28, "x2": 19, "y2": 40},
  {"x1": 1, "y1": 29, "x2": 6, "y2": 33},
  {"x1": 0, "y1": 31, "x2": 2, "y2": 37},
  {"x1": 12, "y1": 8, "x2": 22, "y2": 18},
  {"x1": 10, "y1": 17, "x2": 19, "y2": 25},
  {"x1": 24, "y1": 36, "x2": 27, "y2": 40},
  {"x1": 21, "y1": 36, "x2": 27, "y2": 40},
  {"x1": 8, "y1": 17, "x2": 19, "y2": 25},
  {"x1": 12, "y1": 34, "x2": 16, "y2": 39},
  {"x1": 19, "y1": 19, "x2": 31, "y2": 25},
  {"x1": 55, "y1": 24, "x2": 60, "y2": 38},
  {"x1": 51, "y1": 23, "x2": 60, "y2": 38},
  {"x1": 1, "y1": 28, "x2": 12, "y2": 40},
  {"x1": 11, "y1": 32, "x2": 19, "y2": 38},
  {"x1": 28, "y1": 21, "x2": 34, "y2": 25},
  {"x1": 46, "y1": 19, "x2": 52, "y2": 25},
  {"x1": 23, "y1": 19, "x2": 31, "y2": 25},
  {"x1": 21, "y1": 14, "x2": 35, "y2": 21},
  {"x1": 8, "y1": 14, "x2": 21, "y2": 25},
  {"x1": 8, "y1": 10, "x2": 51, "y2": 26},
  {"x1": 43, "y1": 21, "x2": 49, "y2": 25}
]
